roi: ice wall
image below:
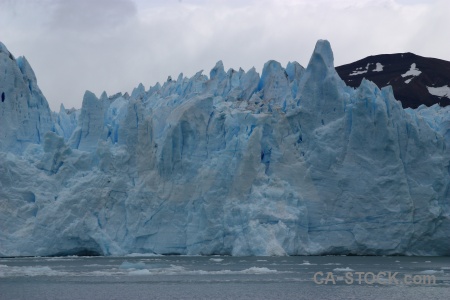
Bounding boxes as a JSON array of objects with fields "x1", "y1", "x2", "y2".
[
  {"x1": 0, "y1": 40, "x2": 449, "y2": 257},
  {"x1": 0, "y1": 42, "x2": 53, "y2": 153}
]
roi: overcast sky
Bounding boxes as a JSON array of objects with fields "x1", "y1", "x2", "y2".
[{"x1": 1, "y1": 0, "x2": 448, "y2": 111}]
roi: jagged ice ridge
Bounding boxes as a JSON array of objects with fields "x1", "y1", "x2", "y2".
[{"x1": 0, "y1": 40, "x2": 449, "y2": 256}]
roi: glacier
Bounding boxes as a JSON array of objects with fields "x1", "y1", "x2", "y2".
[{"x1": 0, "y1": 40, "x2": 449, "y2": 257}]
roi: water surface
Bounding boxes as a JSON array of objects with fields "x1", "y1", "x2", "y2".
[{"x1": 1, "y1": 256, "x2": 449, "y2": 299}]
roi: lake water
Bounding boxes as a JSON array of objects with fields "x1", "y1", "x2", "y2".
[{"x1": 1, "y1": 256, "x2": 449, "y2": 299}]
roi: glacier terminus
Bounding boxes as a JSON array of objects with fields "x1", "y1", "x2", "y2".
[{"x1": 0, "y1": 40, "x2": 449, "y2": 257}]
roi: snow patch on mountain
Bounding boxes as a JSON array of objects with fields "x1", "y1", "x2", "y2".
[
  {"x1": 402, "y1": 63, "x2": 422, "y2": 84},
  {"x1": 349, "y1": 63, "x2": 370, "y2": 76},
  {"x1": 427, "y1": 85, "x2": 450, "y2": 99},
  {"x1": 349, "y1": 62, "x2": 383, "y2": 76},
  {"x1": 402, "y1": 63, "x2": 421, "y2": 78},
  {"x1": 373, "y1": 63, "x2": 383, "y2": 72}
]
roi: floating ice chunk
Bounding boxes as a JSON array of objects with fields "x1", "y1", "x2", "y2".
[
  {"x1": 0, "y1": 265, "x2": 67, "y2": 277},
  {"x1": 239, "y1": 267, "x2": 278, "y2": 274},
  {"x1": 125, "y1": 253, "x2": 162, "y2": 257},
  {"x1": 119, "y1": 261, "x2": 146, "y2": 270},
  {"x1": 419, "y1": 270, "x2": 444, "y2": 275},
  {"x1": 45, "y1": 257, "x2": 77, "y2": 261},
  {"x1": 89, "y1": 271, "x2": 116, "y2": 276},
  {"x1": 209, "y1": 258, "x2": 224, "y2": 262},
  {"x1": 333, "y1": 267, "x2": 354, "y2": 272},
  {"x1": 128, "y1": 269, "x2": 151, "y2": 275},
  {"x1": 299, "y1": 261, "x2": 316, "y2": 265}
]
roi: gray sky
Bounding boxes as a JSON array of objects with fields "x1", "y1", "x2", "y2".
[{"x1": 0, "y1": 0, "x2": 448, "y2": 111}]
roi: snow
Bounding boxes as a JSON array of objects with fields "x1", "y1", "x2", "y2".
[
  {"x1": 349, "y1": 62, "x2": 383, "y2": 75},
  {"x1": 401, "y1": 63, "x2": 422, "y2": 77},
  {"x1": 349, "y1": 70, "x2": 367, "y2": 76},
  {"x1": 372, "y1": 62, "x2": 383, "y2": 72},
  {"x1": 349, "y1": 63, "x2": 370, "y2": 76},
  {"x1": 402, "y1": 63, "x2": 422, "y2": 84},
  {"x1": 0, "y1": 40, "x2": 450, "y2": 257},
  {"x1": 427, "y1": 85, "x2": 450, "y2": 99}
]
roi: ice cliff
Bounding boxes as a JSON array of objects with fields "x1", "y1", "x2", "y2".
[{"x1": 1, "y1": 40, "x2": 449, "y2": 257}]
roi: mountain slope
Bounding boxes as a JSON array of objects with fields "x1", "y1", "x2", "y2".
[{"x1": 336, "y1": 53, "x2": 450, "y2": 108}]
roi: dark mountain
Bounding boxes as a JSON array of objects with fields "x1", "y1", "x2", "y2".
[{"x1": 336, "y1": 53, "x2": 450, "y2": 108}]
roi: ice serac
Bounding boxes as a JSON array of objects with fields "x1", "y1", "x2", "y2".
[
  {"x1": 69, "y1": 91, "x2": 110, "y2": 151},
  {"x1": 0, "y1": 43, "x2": 53, "y2": 153},
  {"x1": 1, "y1": 40, "x2": 450, "y2": 257},
  {"x1": 54, "y1": 104, "x2": 79, "y2": 141}
]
